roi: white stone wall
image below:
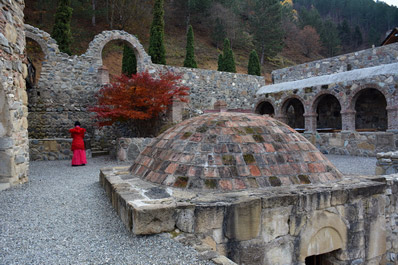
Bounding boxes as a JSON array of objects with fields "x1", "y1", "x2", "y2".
[{"x1": 0, "y1": 0, "x2": 29, "y2": 190}]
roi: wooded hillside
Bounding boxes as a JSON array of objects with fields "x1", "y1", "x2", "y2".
[{"x1": 24, "y1": 0, "x2": 398, "y2": 77}]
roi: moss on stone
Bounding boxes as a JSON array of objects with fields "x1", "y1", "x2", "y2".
[
  {"x1": 204, "y1": 179, "x2": 217, "y2": 189},
  {"x1": 298, "y1": 174, "x2": 311, "y2": 184},
  {"x1": 196, "y1": 125, "x2": 208, "y2": 133},
  {"x1": 181, "y1": 132, "x2": 193, "y2": 139},
  {"x1": 243, "y1": 154, "x2": 255, "y2": 164},
  {"x1": 222, "y1": 154, "x2": 236, "y2": 165},
  {"x1": 269, "y1": 176, "x2": 282, "y2": 186},
  {"x1": 174, "y1": 176, "x2": 189, "y2": 188},
  {"x1": 253, "y1": 134, "x2": 265, "y2": 143},
  {"x1": 244, "y1": 127, "x2": 255, "y2": 134},
  {"x1": 233, "y1": 128, "x2": 246, "y2": 135}
]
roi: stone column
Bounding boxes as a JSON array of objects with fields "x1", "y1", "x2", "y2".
[
  {"x1": 304, "y1": 113, "x2": 317, "y2": 133},
  {"x1": 387, "y1": 105, "x2": 398, "y2": 132},
  {"x1": 341, "y1": 110, "x2": 356, "y2": 132}
]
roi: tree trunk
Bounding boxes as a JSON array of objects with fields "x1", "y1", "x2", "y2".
[
  {"x1": 92, "y1": 0, "x2": 96, "y2": 27},
  {"x1": 110, "y1": 0, "x2": 115, "y2": 29},
  {"x1": 260, "y1": 46, "x2": 265, "y2": 65}
]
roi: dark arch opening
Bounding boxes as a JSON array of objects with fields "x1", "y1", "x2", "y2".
[
  {"x1": 355, "y1": 88, "x2": 387, "y2": 131},
  {"x1": 305, "y1": 249, "x2": 341, "y2": 265},
  {"x1": 256, "y1": 101, "x2": 275, "y2": 116},
  {"x1": 283, "y1": 98, "x2": 305, "y2": 130},
  {"x1": 25, "y1": 38, "x2": 45, "y2": 90},
  {"x1": 101, "y1": 40, "x2": 138, "y2": 82},
  {"x1": 316, "y1": 94, "x2": 342, "y2": 131}
]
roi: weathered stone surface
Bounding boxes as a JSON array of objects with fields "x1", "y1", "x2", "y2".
[
  {"x1": 225, "y1": 198, "x2": 261, "y2": 241},
  {"x1": 131, "y1": 201, "x2": 176, "y2": 235},
  {"x1": 367, "y1": 217, "x2": 387, "y2": 259},
  {"x1": 194, "y1": 206, "x2": 224, "y2": 234},
  {"x1": 262, "y1": 206, "x2": 291, "y2": 242}
]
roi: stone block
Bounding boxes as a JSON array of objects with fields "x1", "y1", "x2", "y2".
[
  {"x1": 262, "y1": 193, "x2": 298, "y2": 208},
  {"x1": 0, "y1": 137, "x2": 13, "y2": 150},
  {"x1": 376, "y1": 134, "x2": 394, "y2": 149},
  {"x1": 0, "y1": 152, "x2": 14, "y2": 177},
  {"x1": 263, "y1": 236, "x2": 294, "y2": 265},
  {"x1": 329, "y1": 138, "x2": 344, "y2": 147},
  {"x1": 176, "y1": 206, "x2": 195, "y2": 233},
  {"x1": 262, "y1": 206, "x2": 292, "y2": 242},
  {"x1": 375, "y1": 166, "x2": 386, "y2": 175},
  {"x1": 225, "y1": 198, "x2": 261, "y2": 241},
  {"x1": 194, "y1": 205, "x2": 225, "y2": 233},
  {"x1": 227, "y1": 239, "x2": 266, "y2": 265},
  {"x1": 131, "y1": 201, "x2": 176, "y2": 235},
  {"x1": 367, "y1": 217, "x2": 387, "y2": 260}
]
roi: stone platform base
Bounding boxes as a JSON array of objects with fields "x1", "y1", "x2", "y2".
[{"x1": 100, "y1": 166, "x2": 398, "y2": 265}]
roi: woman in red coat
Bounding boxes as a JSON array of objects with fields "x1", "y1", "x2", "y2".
[{"x1": 70, "y1": 121, "x2": 87, "y2": 166}]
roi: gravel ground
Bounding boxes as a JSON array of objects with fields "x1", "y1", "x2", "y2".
[
  {"x1": 0, "y1": 157, "x2": 214, "y2": 265},
  {"x1": 326, "y1": 154, "x2": 376, "y2": 176}
]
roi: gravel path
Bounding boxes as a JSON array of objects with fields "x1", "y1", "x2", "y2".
[
  {"x1": 0, "y1": 157, "x2": 214, "y2": 265},
  {"x1": 325, "y1": 154, "x2": 376, "y2": 176}
]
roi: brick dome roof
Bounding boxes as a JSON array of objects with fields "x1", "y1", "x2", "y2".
[{"x1": 130, "y1": 112, "x2": 342, "y2": 191}]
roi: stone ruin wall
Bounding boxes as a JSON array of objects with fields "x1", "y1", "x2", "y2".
[
  {"x1": 0, "y1": 0, "x2": 29, "y2": 189},
  {"x1": 25, "y1": 26, "x2": 264, "y2": 160},
  {"x1": 272, "y1": 42, "x2": 398, "y2": 83}
]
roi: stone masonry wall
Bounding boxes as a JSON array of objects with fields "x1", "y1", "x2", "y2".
[
  {"x1": 0, "y1": 0, "x2": 29, "y2": 190},
  {"x1": 29, "y1": 138, "x2": 92, "y2": 161},
  {"x1": 304, "y1": 131, "x2": 398, "y2": 157},
  {"x1": 385, "y1": 175, "x2": 398, "y2": 264},
  {"x1": 26, "y1": 27, "x2": 264, "y2": 155},
  {"x1": 272, "y1": 42, "x2": 398, "y2": 83}
]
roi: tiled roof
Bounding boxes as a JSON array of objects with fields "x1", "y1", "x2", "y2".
[{"x1": 130, "y1": 112, "x2": 342, "y2": 191}]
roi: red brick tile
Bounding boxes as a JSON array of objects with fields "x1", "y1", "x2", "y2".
[
  {"x1": 237, "y1": 165, "x2": 250, "y2": 176},
  {"x1": 204, "y1": 167, "x2": 219, "y2": 178},
  {"x1": 263, "y1": 143, "x2": 275, "y2": 153},
  {"x1": 219, "y1": 179, "x2": 233, "y2": 190},
  {"x1": 231, "y1": 134, "x2": 243, "y2": 143},
  {"x1": 165, "y1": 163, "x2": 178, "y2": 174},
  {"x1": 180, "y1": 154, "x2": 194, "y2": 163},
  {"x1": 190, "y1": 133, "x2": 203, "y2": 142},
  {"x1": 245, "y1": 178, "x2": 259, "y2": 188},
  {"x1": 269, "y1": 165, "x2": 281, "y2": 175},
  {"x1": 260, "y1": 166, "x2": 272, "y2": 176},
  {"x1": 233, "y1": 178, "x2": 246, "y2": 190},
  {"x1": 249, "y1": 165, "x2": 261, "y2": 176}
]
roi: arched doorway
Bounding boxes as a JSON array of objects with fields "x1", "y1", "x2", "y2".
[
  {"x1": 282, "y1": 98, "x2": 305, "y2": 130},
  {"x1": 255, "y1": 101, "x2": 275, "y2": 116},
  {"x1": 101, "y1": 40, "x2": 138, "y2": 82},
  {"x1": 354, "y1": 88, "x2": 387, "y2": 131},
  {"x1": 315, "y1": 94, "x2": 342, "y2": 131}
]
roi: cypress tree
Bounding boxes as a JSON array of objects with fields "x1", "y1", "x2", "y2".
[
  {"x1": 217, "y1": 54, "x2": 224, "y2": 71},
  {"x1": 148, "y1": 0, "x2": 166, "y2": 65},
  {"x1": 52, "y1": 0, "x2": 73, "y2": 55},
  {"x1": 248, "y1": 50, "x2": 261, "y2": 76},
  {"x1": 183, "y1": 25, "x2": 197, "y2": 68},
  {"x1": 222, "y1": 38, "x2": 236, "y2": 73},
  {"x1": 122, "y1": 44, "x2": 137, "y2": 76}
]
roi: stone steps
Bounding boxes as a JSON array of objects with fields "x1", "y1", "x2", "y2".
[{"x1": 91, "y1": 150, "x2": 110, "y2": 157}]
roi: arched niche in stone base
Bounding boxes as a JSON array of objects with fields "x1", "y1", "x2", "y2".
[
  {"x1": 255, "y1": 99, "x2": 275, "y2": 117},
  {"x1": 85, "y1": 30, "x2": 153, "y2": 73},
  {"x1": 299, "y1": 211, "x2": 347, "y2": 263}
]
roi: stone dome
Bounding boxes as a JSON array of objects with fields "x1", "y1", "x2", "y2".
[{"x1": 130, "y1": 112, "x2": 342, "y2": 191}]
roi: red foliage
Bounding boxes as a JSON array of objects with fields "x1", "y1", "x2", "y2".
[{"x1": 90, "y1": 71, "x2": 189, "y2": 126}]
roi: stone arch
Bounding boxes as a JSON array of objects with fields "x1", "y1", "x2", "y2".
[
  {"x1": 255, "y1": 99, "x2": 275, "y2": 116},
  {"x1": 299, "y1": 211, "x2": 347, "y2": 262},
  {"x1": 311, "y1": 92, "x2": 342, "y2": 130},
  {"x1": 24, "y1": 24, "x2": 59, "y2": 59},
  {"x1": 351, "y1": 86, "x2": 388, "y2": 131},
  {"x1": 280, "y1": 96, "x2": 305, "y2": 129},
  {"x1": 85, "y1": 30, "x2": 152, "y2": 73}
]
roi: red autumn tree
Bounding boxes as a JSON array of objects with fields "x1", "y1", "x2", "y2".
[{"x1": 90, "y1": 71, "x2": 189, "y2": 127}]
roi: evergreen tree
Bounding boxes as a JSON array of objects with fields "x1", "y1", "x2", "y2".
[
  {"x1": 353, "y1": 26, "x2": 363, "y2": 48},
  {"x1": 211, "y1": 18, "x2": 227, "y2": 49},
  {"x1": 221, "y1": 38, "x2": 236, "y2": 73},
  {"x1": 183, "y1": 25, "x2": 197, "y2": 68},
  {"x1": 247, "y1": 50, "x2": 261, "y2": 76},
  {"x1": 338, "y1": 19, "x2": 351, "y2": 49},
  {"x1": 247, "y1": 0, "x2": 284, "y2": 64},
  {"x1": 122, "y1": 44, "x2": 137, "y2": 76},
  {"x1": 52, "y1": 0, "x2": 73, "y2": 55},
  {"x1": 217, "y1": 53, "x2": 224, "y2": 71},
  {"x1": 320, "y1": 20, "x2": 341, "y2": 57},
  {"x1": 148, "y1": 0, "x2": 166, "y2": 65}
]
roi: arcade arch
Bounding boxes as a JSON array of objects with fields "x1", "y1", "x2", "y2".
[
  {"x1": 314, "y1": 94, "x2": 342, "y2": 130},
  {"x1": 281, "y1": 97, "x2": 305, "y2": 130},
  {"x1": 255, "y1": 100, "x2": 275, "y2": 116},
  {"x1": 353, "y1": 88, "x2": 387, "y2": 131}
]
